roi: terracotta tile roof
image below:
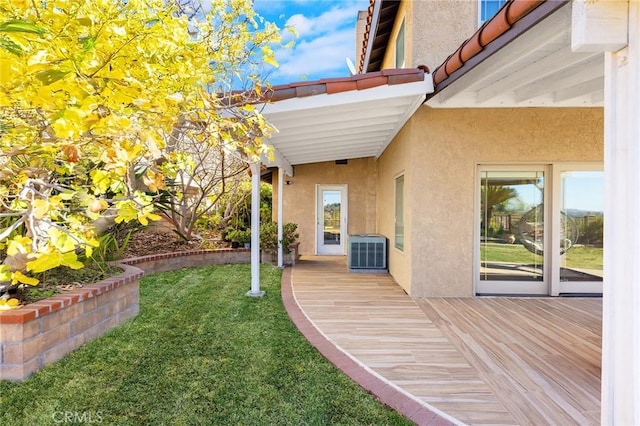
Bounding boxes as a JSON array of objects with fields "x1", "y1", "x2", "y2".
[
  {"x1": 359, "y1": 0, "x2": 375, "y2": 73},
  {"x1": 264, "y1": 67, "x2": 428, "y2": 103}
]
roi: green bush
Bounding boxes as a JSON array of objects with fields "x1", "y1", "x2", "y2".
[
  {"x1": 225, "y1": 228, "x2": 252, "y2": 244},
  {"x1": 260, "y1": 222, "x2": 298, "y2": 253}
]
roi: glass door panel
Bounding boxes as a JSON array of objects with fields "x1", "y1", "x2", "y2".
[
  {"x1": 316, "y1": 186, "x2": 347, "y2": 255},
  {"x1": 556, "y1": 170, "x2": 603, "y2": 294},
  {"x1": 478, "y1": 169, "x2": 547, "y2": 294},
  {"x1": 323, "y1": 191, "x2": 341, "y2": 246}
]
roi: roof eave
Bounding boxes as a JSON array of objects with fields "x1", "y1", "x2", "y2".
[{"x1": 427, "y1": 0, "x2": 570, "y2": 100}]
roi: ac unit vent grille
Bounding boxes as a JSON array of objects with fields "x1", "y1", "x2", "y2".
[{"x1": 348, "y1": 234, "x2": 387, "y2": 271}]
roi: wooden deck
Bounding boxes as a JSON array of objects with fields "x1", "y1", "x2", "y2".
[{"x1": 291, "y1": 256, "x2": 602, "y2": 425}]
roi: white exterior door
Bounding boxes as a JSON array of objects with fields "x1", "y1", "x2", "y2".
[{"x1": 316, "y1": 185, "x2": 347, "y2": 255}]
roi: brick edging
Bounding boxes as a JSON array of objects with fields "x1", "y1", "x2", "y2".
[
  {"x1": 120, "y1": 248, "x2": 249, "y2": 266},
  {"x1": 280, "y1": 267, "x2": 457, "y2": 426},
  {"x1": 0, "y1": 263, "x2": 144, "y2": 325}
]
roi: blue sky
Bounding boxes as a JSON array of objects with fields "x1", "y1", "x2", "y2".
[{"x1": 254, "y1": 0, "x2": 369, "y2": 85}]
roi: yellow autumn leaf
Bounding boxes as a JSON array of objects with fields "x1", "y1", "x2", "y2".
[
  {"x1": 7, "y1": 236, "x2": 32, "y2": 256},
  {"x1": 90, "y1": 169, "x2": 110, "y2": 194},
  {"x1": 0, "y1": 299, "x2": 22, "y2": 310},
  {"x1": 0, "y1": 265, "x2": 12, "y2": 281},
  {"x1": 60, "y1": 251, "x2": 83, "y2": 270},
  {"x1": 115, "y1": 202, "x2": 138, "y2": 223},
  {"x1": 32, "y1": 198, "x2": 49, "y2": 219},
  {"x1": 12, "y1": 270, "x2": 39, "y2": 286},
  {"x1": 26, "y1": 252, "x2": 59, "y2": 273},
  {"x1": 48, "y1": 227, "x2": 77, "y2": 252}
]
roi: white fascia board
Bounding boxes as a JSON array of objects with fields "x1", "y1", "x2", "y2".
[{"x1": 261, "y1": 79, "x2": 433, "y2": 116}]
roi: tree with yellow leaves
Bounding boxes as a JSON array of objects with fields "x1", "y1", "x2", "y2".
[{"x1": 0, "y1": 0, "x2": 283, "y2": 308}]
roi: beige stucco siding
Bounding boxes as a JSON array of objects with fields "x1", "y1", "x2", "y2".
[
  {"x1": 377, "y1": 123, "x2": 413, "y2": 294},
  {"x1": 410, "y1": 0, "x2": 477, "y2": 72},
  {"x1": 402, "y1": 106, "x2": 603, "y2": 297},
  {"x1": 277, "y1": 158, "x2": 377, "y2": 255}
]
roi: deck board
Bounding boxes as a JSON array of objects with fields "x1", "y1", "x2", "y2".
[{"x1": 291, "y1": 256, "x2": 601, "y2": 425}]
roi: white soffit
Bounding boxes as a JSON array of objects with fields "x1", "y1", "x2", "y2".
[
  {"x1": 427, "y1": 4, "x2": 605, "y2": 108},
  {"x1": 260, "y1": 79, "x2": 432, "y2": 169}
]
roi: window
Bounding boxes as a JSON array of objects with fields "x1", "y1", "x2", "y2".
[
  {"x1": 395, "y1": 19, "x2": 405, "y2": 68},
  {"x1": 395, "y1": 175, "x2": 404, "y2": 250},
  {"x1": 479, "y1": 0, "x2": 506, "y2": 25}
]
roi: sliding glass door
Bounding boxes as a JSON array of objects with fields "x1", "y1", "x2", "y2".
[
  {"x1": 476, "y1": 164, "x2": 603, "y2": 296},
  {"x1": 552, "y1": 166, "x2": 603, "y2": 295},
  {"x1": 477, "y1": 167, "x2": 548, "y2": 295}
]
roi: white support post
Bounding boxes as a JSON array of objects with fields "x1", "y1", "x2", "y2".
[
  {"x1": 277, "y1": 167, "x2": 284, "y2": 268},
  {"x1": 601, "y1": 1, "x2": 640, "y2": 424},
  {"x1": 246, "y1": 161, "x2": 264, "y2": 298}
]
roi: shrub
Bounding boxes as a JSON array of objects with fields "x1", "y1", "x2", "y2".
[
  {"x1": 226, "y1": 228, "x2": 252, "y2": 244},
  {"x1": 260, "y1": 222, "x2": 298, "y2": 253}
]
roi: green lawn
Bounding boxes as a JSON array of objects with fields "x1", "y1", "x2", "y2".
[
  {"x1": 0, "y1": 264, "x2": 411, "y2": 426},
  {"x1": 481, "y1": 243, "x2": 603, "y2": 270}
]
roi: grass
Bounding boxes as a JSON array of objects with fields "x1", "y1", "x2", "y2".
[
  {"x1": 0, "y1": 264, "x2": 411, "y2": 426},
  {"x1": 481, "y1": 243, "x2": 603, "y2": 270}
]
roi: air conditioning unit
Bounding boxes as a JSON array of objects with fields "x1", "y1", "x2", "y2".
[{"x1": 348, "y1": 234, "x2": 387, "y2": 272}]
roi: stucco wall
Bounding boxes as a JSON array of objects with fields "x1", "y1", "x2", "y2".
[
  {"x1": 411, "y1": 0, "x2": 477, "y2": 71},
  {"x1": 377, "y1": 124, "x2": 413, "y2": 294},
  {"x1": 400, "y1": 106, "x2": 604, "y2": 297},
  {"x1": 277, "y1": 159, "x2": 377, "y2": 255}
]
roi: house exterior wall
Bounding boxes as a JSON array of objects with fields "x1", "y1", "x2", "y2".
[
  {"x1": 277, "y1": 158, "x2": 377, "y2": 255},
  {"x1": 377, "y1": 123, "x2": 413, "y2": 294},
  {"x1": 377, "y1": 106, "x2": 604, "y2": 297},
  {"x1": 380, "y1": 0, "x2": 477, "y2": 72}
]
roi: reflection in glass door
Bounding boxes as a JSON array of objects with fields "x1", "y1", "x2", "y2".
[
  {"x1": 477, "y1": 168, "x2": 547, "y2": 295},
  {"x1": 554, "y1": 169, "x2": 603, "y2": 294},
  {"x1": 316, "y1": 185, "x2": 347, "y2": 255}
]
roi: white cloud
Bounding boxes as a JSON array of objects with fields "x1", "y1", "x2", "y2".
[
  {"x1": 275, "y1": 27, "x2": 356, "y2": 79},
  {"x1": 284, "y1": 5, "x2": 359, "y2": 38},
  {"x1": 271, "y1": 0, "x2": 367, "y2": 82}
]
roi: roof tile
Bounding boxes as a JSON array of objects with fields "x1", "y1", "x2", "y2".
[
  {"x1": 295, "y1": 84, "x2": 327, "y2": 98},
  {"x1": 479, "y1": 7, "x2": 511, "y2": 46},
  {"x1": 326, "y1": 80, "x2": 358, "y2": 94},
  {"x1": 351, "y1": 70, "x2": 383, "y2": 81},
  {"x1": 460, "y1": 34, "x2": 483, "y2": 63},
  {"x1": 355, "y1": 75, "x2": 389, "y2": 90},
  {"x1": 382, "y1": 68, "x2": 421, "y2": 76},
  {"x1": 268, "y1": 87, "x2": 297, "y2": 102},
  {"x1": 263, "y1": 68, "x2": 426, "y2": 103},
  {"x1": 388, "y1": 71, "x2": 424, "y2": 85},
  {"x1": 507, "y1": 0, "x2": 544, "y2": 22},
  {"x1": 444, "y1": 49, "x2": 464, "y2": 76}
]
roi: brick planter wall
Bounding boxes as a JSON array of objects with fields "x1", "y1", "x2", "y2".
[
  {"x1": 122, "y1": 248, "x2": 250, "y2": 274},
  {"x1": 0, "y1": 249, "x2": 250, "y2": 381}
]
